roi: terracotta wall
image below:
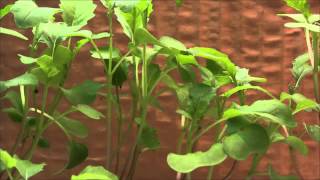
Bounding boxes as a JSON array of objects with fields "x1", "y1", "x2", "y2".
[{"x1": 0, "y1": 0, "x2": 319, "y2": 179}]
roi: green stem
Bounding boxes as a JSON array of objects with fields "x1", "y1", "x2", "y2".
[
  {"x1": 246, "y1": 154, "x2": 263, "y2": 180},
  {"x1": 6, "y1": 168, "x2": 13, "y2": 180},
  {"x1": 114, "y1": 86, "x2": 124, "y2": 173},
  {"x1": 24, "y1": 85, "x2": 49, "y2": 160},
  {"x1": 311, "y1": 32, "x2": 319, "y2": 104},
  {"x1": 106, "y1": 9, "x2": 114, "y2": 169}
]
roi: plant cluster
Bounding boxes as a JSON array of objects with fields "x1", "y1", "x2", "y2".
[{"x1": 0, "y1": 0, "x2": 319, "y2": 180}]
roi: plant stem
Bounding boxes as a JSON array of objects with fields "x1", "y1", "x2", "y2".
[
  {"x1": 24, "y1": 85, "x2": 49, "y2": 160},
  {"x1": 311, "y1": 32, "x2": 319, "y2": 104},
  {"x1": 6, "y1": 169, "x2": 13, "y2": 180},
  {"x1": 246, "y1": 154, "x2": 263, "y2": 180},
  {"x1": 106, "y1": 9, "x2": 114, "y2": 169},
  {"x1": 114, "y1": 86, "x2": 123, "y2": 173}
]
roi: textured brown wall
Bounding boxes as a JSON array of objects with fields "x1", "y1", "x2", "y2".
[{"x1": 0, "y1": 0, "x2": 320, "y2": 180}]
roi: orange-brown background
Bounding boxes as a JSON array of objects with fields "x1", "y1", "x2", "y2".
[{"x1": 0, "y1": 0, "x2": 319, "y2": 179}]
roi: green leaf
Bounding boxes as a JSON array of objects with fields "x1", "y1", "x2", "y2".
[
  {"x1": 57, "y1": 117, "x2": 88, "y2": 138},
  {"x1": 71, "y1": 166, "x2": 118, "y2": 180},
  {"x1": 0, "y1": 149, "x2": 16, "y2": 169},
  {"x1": 280, "y1": 92, "x2": 320, "y2": 113},
  {"x1": 66, "y1": 141, "x2": 88, "y2": 169},
  {"x1": 0, "y1": 4, "x2": 12, "y2": 19},
  {"x1": 36, "y1": 55, "x2": 59, "y2": 77},
  {"x1": 176, "y1": 54, "x2": 198, "y2": 65},
  {"x1": 64, "y1": 30, "x2": 110, "y2": 40},
  {"x1": 0, "y1": 27, "x2": 28, "y2": 40},
  {"x1": 112, "y1": 62, "x2": 128, "y2": 87},
  {"x1": 90, "y1": 47, "x2": 121, "y2": 60},
  {"x1": 158, "y1": 36, "x2": 186, "y2": 55},
  {"x1": 138, "y1": 125, "x2": 160, "y2": 150},
  {"x1": 60, "y1": 0, "x2": 96, "y2": 28},
  {"x1": 235, "y1": 67, "x2": 266, "y2": 85},
  {"x1": 18, "y1": 55, "x2": 37, "y2": 64},
  {"x1": 114, "y1": 8, "x2": 134, "y2": 39},
  {"x1": 284, "y1": 22, "x2": 320, "y2": 32},
  {"x1": 188, "y1": 47, "x2": 236, "y2": 76},
  {"x1": 305, "y1": 124, "x2": 320, "y2": 142},
  {"x1": 283, "y1": 0, "x2": 310, "y2": 17},
  {"x1": 62, "y1": 80, "x2": 103, "y2": 105},
  {"x1": 268, "y1": 165, "x2": 299, "y2": 180},
  {"x1": 11, "y1": 0, "x2": 60, "y2": 29},
  {"x1": 35, "y1": 22, "x2": 78, "y2": 48},
  {"x1": 308, "y1": 14, "x2": 320, "y2": 23},
  {"x1": 222, "y1": 124, "x2": 270, "y2": 160},
  {"x1": 73, "y1": 104, "x2": 104, "y2": 120},
  {"x1": 188, "y1": 83, "x2": 216, "y2": 120},
  {"x1": 282, "y1": 136, "x2": 308, "y2": 155},
  {"x1": 222, "y1": 85, "x2": 274, "y2": 99},
  {"x1": 226, "y1": 116, "x2": 251, "y2": 135},
  {"x1": 2, "y1": 108, "x2": 23, "y2": 123},
  {"x1": 223, "y1": 100, "x2": 296, "y2": 128},
  {"x1": 0, "y1": 73, "x2": 38, "y2": 92},
  {"x1": 278, "y1": 14, "x2": 307, "y2": 23},
  {"x1": 134, "y1": 28, "x2": 163, "y2": 46},
  {"x1": 292, "y1": 53, "x2": 312, "y2": 84},
  {"x1": 167, "y1": 143, "x2": 226, "y2": 173},
  {"x1": 2, "y1": 91, "x2": 23, "y2": 113},
  {"x1": 15, "y1": 157, "x2": 45, "y2": 180}
]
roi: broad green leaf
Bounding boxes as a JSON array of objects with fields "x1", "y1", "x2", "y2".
[
  {"x1": 167, "y1": 143, "x2": 227, "y2": 173},
  {"x1": 73, "y1": 104, "x2": 104, "y2": 120},
  {"x1": 223, "y1": 100, "x2": 296, "y2": 128},
  {"x1": 15, "y1": 157, "x2": 45, "y2": 180},
  {"x1": 268, "y1": 165, "x2": 299, "y2": 180},
  {"x1": 305, "y1": 124, "x2": 320, "y2": 142},
  {"x1": 222, "y1": 85, "x2": 274, "y2": 99},
  {"x1": 188, "y1": 83, "x2": 216, "y2": 120},
  {"x1": 158, "y1": 36, "x2": 186, "y2": 55},
  {"x1": 176, "y1": 54, "x2": 198, "y2": 65},
  {"x1": 138, "y1": 125, "x2": 160, "y2": 150},
  {"x1": 57, "y1": 117, "x2": 88, "y2": 138},
  {"x1": 0, "y1": 149, "x2": 16, "y2": 169},
  {"x1": 134, "y1": 28, "x2": 163, "y2": 46},
  {"x1": 114, "y1": 8, "x2": 134, "y2": 39},
  {"x1": 188, "y1": 47, "x2": 236, "y2": 75},
  {"x1": 71, "y1": 166, "x2": 118, "y2": 180},
  {"x1": 223, "y1": 124, "x2": 270, "y2": 160},
  {"x1": 0, "y1": 4, "x2": 12, "y2": 19},
  {"x1": 278, "y1": 14, "x2": 306, "y2": 22},
  {"x1": 282, "y1": 136, "x2": 308, "y2": 155},
  {"x1": 2, "y1": 91, "x2": 23, "y2": 113},
  {"x1": 308, "y1": 14, "x2": 320, "y2": 23},
  {"x1": 90, "y1": 47, "x2": 121, "y2": 60},
  {"x1": 226, "y1": 116, "x2": 251, "y2": 135},
  {"x1": 51, "y1": 45, "x2": 73, "y2": 65},
  {"x1": 18, "y1": 55, "x2": 37, "y2": 64},
  {"x1": 147, "y1": 63, "x2": 161, "y2": 92},
  {"x1": 280, "y1": 92, "x2": 320, "y2": 113},
  {"x1": 284, "y1": 22, "x2": 320, "y2": 32},
  {"x1": 2, "y1": 108, "x2": 23, "y2": 123},
  {"x1": 0, "y1": 27, "x2": 28, "y2": 40},
  {"x1": 235, "y1": 67, "x2": 266, "y2": 85},
  {"x1": 62, "y1": 80, "x2": 103, "y2": 105},
  {"x1": 35, "y1": 22, "x2": 78, "y2": 48},
  {"x1": 283, "y1": 0, "x2": 310, "y2": 17},
  {"x1": 11, "y1": 0, "x2": 60, "y2": 29},
  {"x1": 0, "y1": 73, "x2": 38, "y2": 92},
  {"x1": 60, "y1": 0, "x2": 96, "y2": 28},
  {"x1": 36, "y1": 55, "x2": 59, "y2": 77},
  {"x1": 64, "y1": 30, "x2": 110, "y2": 40},
  {"x1": 66, "y1": 141, "x2": 88, "y2": 169},
  {"x1": 292, "y1": 53, "x2": 312, "y2": 84}
]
